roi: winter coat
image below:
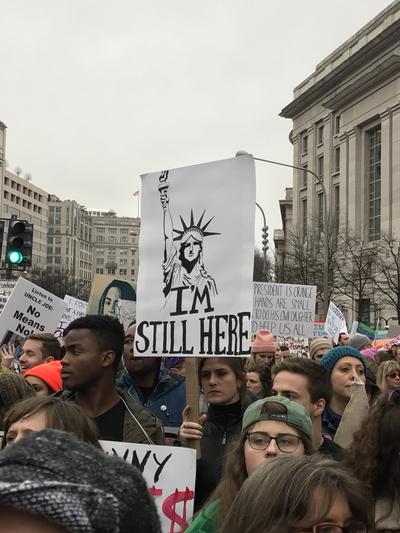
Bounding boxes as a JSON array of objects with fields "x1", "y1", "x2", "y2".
[
  {"x1": 117, "y1": 368, "x2": 186, "y2": 428},
  {"x1": 57, "y1": 389, "x2": 164, "y2": 445},
  {"x1": 186, "y1": 500, "x2": 218, "y2": 533}
]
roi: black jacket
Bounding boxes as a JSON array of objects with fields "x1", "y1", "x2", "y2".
[{"x1": 194, "y1": 394, "x2": 255, "y2": 510}]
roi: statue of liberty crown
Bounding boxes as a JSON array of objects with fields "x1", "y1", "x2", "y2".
[{"x1": 173, "y1": 209, "x2": 220, "y2": 242}]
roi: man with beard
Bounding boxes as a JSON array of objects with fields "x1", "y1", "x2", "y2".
[{"x1": 117, "y1": 323, "x2": 186, "y2": 432}]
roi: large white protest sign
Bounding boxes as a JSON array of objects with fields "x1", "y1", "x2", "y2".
[
  {"x1": 54, "y1": 295, "x2": 87, "y2": 338},
  {"x1": 101, "y1": 440, "x2": 196, "y2": 533},
  {"x1": 252, "y1": 282, "x2": 316, "y2": 337},
  {"x1": 0, "y1": 277, "x2": 67, "y2": 346},
  {"x1": 324, "y1": 302, "x2": 345, "y2": 343},
  {"x1": 0, "y1": 280, "x2": 16, "y2": 314},
  {"x1": 135, "y1": 156, "x2": 256, "y2": 356}
]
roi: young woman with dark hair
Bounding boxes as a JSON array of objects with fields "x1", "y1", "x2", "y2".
[{"x1": 347, "y1": 390, "x2": 400, "y2": 531}]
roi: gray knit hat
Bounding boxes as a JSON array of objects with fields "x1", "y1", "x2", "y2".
[
  {"x1": 349, "y1": 333, "x2": 370, "y2": 351},
  {"x1": 0, "y1": 429, "x2": 161, "y2": 533}
]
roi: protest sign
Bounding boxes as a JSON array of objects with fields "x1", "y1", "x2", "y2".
[
  {"x1": 86, "y1": 274, "x2": 136, "y2": 318},
  {"x1": 54, "y1": 295, "x2": 87, "y2": 338},
  {"x1": 276, "y1": 335, "x2": 309, "y2": 357},
  {"x1": 0, "y1": 280, "x2": 16, "y2": 314},
  {"x1": 0, "y1": 277, "x2": 66, "y2": 346},
  {"x1": 135, "y1": 156, "x2": 256, "y2": 356},
  {"x1": 312, "y1": 321, "x2": 326, "y2": 338},
  {"x1": 101, "y1": 440, "x2": 196, "y2": 533},
  {"x1": 117, "y1": 298, "x2": 136, "y2": 330},
  {"x1": 252, "y1": 282, "x2": 316, "y2": 337},
  {"x1": 324, "y1": 302, "x2": 345, "y2": 343}
]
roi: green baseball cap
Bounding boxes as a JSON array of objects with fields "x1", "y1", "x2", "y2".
[{"x1": 242, "y1": 396, "x2": 313, "y2": 441}]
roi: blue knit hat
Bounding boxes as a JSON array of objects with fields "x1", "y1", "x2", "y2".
[{"x1": 320, "y1": 346, "x2": 367, "y2": 375}]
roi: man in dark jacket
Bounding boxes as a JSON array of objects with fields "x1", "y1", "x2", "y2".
[
  {"x1": 117, "y1": 323, "x2": 186, "y2": 430},
  {"x1": 60, "y1": 315, "x2": 164, "y2": 445}
]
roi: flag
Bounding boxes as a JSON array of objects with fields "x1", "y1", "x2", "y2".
[
  {"x1": 356, "y1": 321, "x2": 387, "y2": 341},
  {"x1": 133, "y1": 190, "x2": 139, "y2": 197}
]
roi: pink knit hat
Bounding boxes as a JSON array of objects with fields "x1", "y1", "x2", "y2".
[{"x1": 251, "y1": 330, "x2": 276, "y2": 353}]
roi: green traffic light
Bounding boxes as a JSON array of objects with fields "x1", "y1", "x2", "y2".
[{"x1": 8, "y1": 251, "x2": 23, "y2": 265}]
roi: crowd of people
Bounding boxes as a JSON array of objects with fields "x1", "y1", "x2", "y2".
[{"x1": 0, "y1": 316, "x2": 399, "y2": 532}]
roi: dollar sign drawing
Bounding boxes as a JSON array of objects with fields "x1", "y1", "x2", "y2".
[{"x1": 162, "y1": 487, "x2": 194, "y2": 533}]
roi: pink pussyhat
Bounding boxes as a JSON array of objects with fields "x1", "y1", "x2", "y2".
[{"x1": 251, "y1": 330, "x2": 276, "y2": 353}]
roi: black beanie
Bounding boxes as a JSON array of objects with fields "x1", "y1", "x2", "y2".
[{"x1": 0, "y1": 429, "x2": 161, "y2": 533}]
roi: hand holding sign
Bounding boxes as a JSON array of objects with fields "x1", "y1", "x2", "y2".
[{"x1": 179, "y1": 405, "x2": 207, "y2": 442}]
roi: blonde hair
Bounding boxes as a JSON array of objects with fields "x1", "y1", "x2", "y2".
[
  {"x1": 220, "y1": 455, "x2": 369, "y2": 533},
  {"x1": 376, "y1": 360, "x2": 400, "y2": 393}
]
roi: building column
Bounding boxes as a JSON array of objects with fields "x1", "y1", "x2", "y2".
[{"x1": 380, "y1": 107, "x2": 392, "y2": 235}]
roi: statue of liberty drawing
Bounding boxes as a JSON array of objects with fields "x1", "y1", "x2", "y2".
[{"x1": 158, "y1": 170, "x2": 219, "y2": 303}]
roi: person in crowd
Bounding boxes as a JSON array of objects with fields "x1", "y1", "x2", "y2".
[
  {"x1": 347, "y1": 390, "x2": 400, "y2": 531},
  {"x1": 275, "y1": 344, "x2": 291, "y2": 365},
  {"x1": 220, "y1": 455, "x2": 369, "y2": 533},
  {"x1": 248, "y1": 330, "x2": 276, "y2": 369},
  {"x1": 349, "y1": 333, "x2": 370, "y2": 351},
  {"x1": 60, "y1": 315, "x2": 164, "y2": 444},
  {"x1": 309, "y1": 337, "x2": 333, "y2": 362},
  {"x1": 377, "y1": 348, "x2": 395, "y2": 364},
  {"x1": 246, "y1": 363, "x2": 272, "y2": 398},
  {"x1": 117, "y1": 323, "x2": 186, "y2": 428},
  {"x1": 320, "y1": 346, "x2": 367, "y2": 439},
  {"x1": 272, "y1": 357, "x2": 343, "y2": 459},
  {"x1": 0, "y1": 371, "x2": 35, "y2": 429},
  {"x1": 338, "y1": 332, "x2": 350, "y2": 346},
  {"x1": 0, "y1": 429, "x2": 161, "y2": 533},
  {"x1": 391, "y1": 342, "x2": 400, "y2": 362},
  {"x1": 164, "y1": 356, "x2": 186, "y2": 377},
  {"x1": 186, "y1": 395, "x2": 313, "y2": 532},
  {"x1": 1, "y1": 396, "x2": 100, "y2": 449},
  {"x1": 376, "y1": 360, "x2": 400, "y2": 393},
  {"x1": 24, "y1": 360, "x2": 62, "y2": 396},
  {"x1": 18, "y1": 333, "x2": 61, "y2": 375},
  {"x1": 179, "y1": 357, "x2": 253, "y2": 510}
]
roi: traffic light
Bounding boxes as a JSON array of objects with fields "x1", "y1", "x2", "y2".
[
  {"x1": 262, "y1": 225, "x2": 269, "y2": 252},
  {"x1": 5, "y1": 219, "x2": 33, "y2": 268}
]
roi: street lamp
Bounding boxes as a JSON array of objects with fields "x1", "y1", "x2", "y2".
[
  {"x1": 256, "y1": 202, "x2": 269, "y2": 281},
  {"x1": 236, "y1": 151, "x2": 329, "y2": 317}
]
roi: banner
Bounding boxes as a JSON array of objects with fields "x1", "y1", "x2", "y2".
[
  {"x1": 324, "y1": 302, "x2": 345, "y2": 343},
  {"x1": 0, "y1": 280, "x2": 17, "y2": 314},
  {"x1": 86, "y1": 274, "x2": 136, "y2": 318},
  {"x1": 0, "y1": 277, "x2": 66, "y2": 346},
  {"x1": 54, "y1": 295, "x2": 87, "y2": 338},
  {"x1": 135, "y1": 156, "x2": 256, "y2": 356},
  {"x1": 101, "y1": 440, "x2": 196, "y2": 533},
  {"x1": 252, "y1": 282, "x2": 316, "y2": 337}
]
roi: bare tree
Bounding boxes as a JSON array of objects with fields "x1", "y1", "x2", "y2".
[
  {"x1": 372, "y1": 233, "x2": 400, "y2": 320},
  {"x1": 28, "y1": 267, "x2": 90, "y2": 301},
  {"x1": 254, "y1": 248, "x2": 272, "y2": 282}
]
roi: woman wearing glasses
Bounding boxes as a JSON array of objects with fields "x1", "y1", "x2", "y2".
[
  {"x1": 347, "y1": 389, "x2": 400, "y2": 531},
  {"x1": 186, "y1": 396, "x2": 314, "y2": 533},
  {"x1": 376, "y1": 360, "x2": 400, "y2": 393},
  {"x1": 220, "y1": 455, "x2": 368, "y2": 533}
]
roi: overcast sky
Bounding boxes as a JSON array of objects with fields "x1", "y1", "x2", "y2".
[{"x1": 0, "y1": 0, "x2": 393, "y2": 247}]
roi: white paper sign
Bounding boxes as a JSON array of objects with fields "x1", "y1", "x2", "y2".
[
  {"x1": 135, "y1": 156, "x2": 256, "y2": 356},
  {"x1": 0, "y1": 277, "x2": 67, "y2": 346},
  {"x1": 0, "y1": 280, "x2": 17, "y2": 314},
  {"x1": 117, "y1": 298, "x2": 136, "y2": 330},
  {"x1": 54, "y1": 295, "x2": 87, "y2": 338},
  {"x1": 324, "y1": 302, "x2": 345, "y2": 343},
  {"x1": 252, "y1": 282, "x2": 316, "y2": 337},
  {"x1": 100, "y1": 440, "x2": 196, "y2": 533}
]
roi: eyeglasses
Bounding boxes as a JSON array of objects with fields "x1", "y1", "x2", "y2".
[
  {"x1": 246, "y1": 431, "x2": 300, "y2": 453},
  {"x1": 298, "y1": 522, "x2": 367, "y2": 532},
  {"x1": 387, "y1": 371, "x2": 400, "y2": 379}
]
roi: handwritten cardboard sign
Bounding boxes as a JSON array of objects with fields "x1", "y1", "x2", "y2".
[
  {"x1": 100, "y1": 440, "x2": 196, "y2": 533},
  {"x1": 252, "y1": 282, "x2": 316, "y2": 337}
]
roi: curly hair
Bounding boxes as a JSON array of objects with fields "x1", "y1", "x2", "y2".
[{"x1": 346, "y1": 391, "x2": 400, "y2": 522}]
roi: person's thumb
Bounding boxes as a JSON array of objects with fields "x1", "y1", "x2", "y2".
[
  {"x1": 182, "y1": 405, "x2": 190, "y2": 422},
  {"x1": 199, "y1": 414, "x2": 207, "y2": 426}
]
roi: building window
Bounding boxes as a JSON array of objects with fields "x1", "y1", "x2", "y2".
[
  {"x1": 317, "y1": 193, "x2": 324, "y2": 235},
  {"x1": 119, "y1": 269, "x2": 127, "y2": 276},
  {"x1": 368, "y1": 128, "x2": 381, "y2": 241},
  {"x1": 302, "y1": 164, "x2": 308, "y2": 188},
  {"x1": 302, "y1": 198, "x2": 307, "y2": 239},
  {"x1": 335, "y1": 115, "x2": 341, "y2": 135},
  {"x1": 334, "y1": 186, "x2": 340, "y2": 235},
  {"x1": 121, "y1": 236, "x2": 128, "y2": 244},
  {"x1": 317, "y1": 124, "x2": 324, "y2": 145},
  {"x1": 317, "y1": 156, "x2": 324, "y2": 180},
  {"x1": 301, "y1": 133, "x2": 308, "y2": 155},
  {"x1": 334, "y1": 147, "x2": 340, "y2": 173}
]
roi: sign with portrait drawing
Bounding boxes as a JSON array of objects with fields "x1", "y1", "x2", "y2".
[
  {"x1": 135, "y1": 156, "x2": 256, "y2": 356},
  {"x1": 86, "y1": 274, "x2": 136, "y2": 318}
]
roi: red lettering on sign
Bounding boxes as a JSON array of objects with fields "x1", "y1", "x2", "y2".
[{"x1": 162, "y1": 487, "x2": 194, "y2": 532}]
